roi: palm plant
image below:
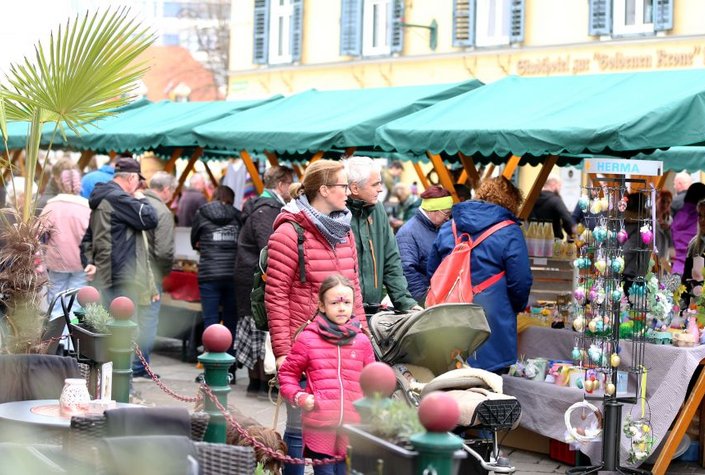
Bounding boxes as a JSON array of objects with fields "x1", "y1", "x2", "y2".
[{"x1": 0, "y1": 8, "x2": 154, "y2": 352}]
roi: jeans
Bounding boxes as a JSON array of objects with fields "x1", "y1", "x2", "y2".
[
  {"x1": 47, "y1": 270, "x2": 87, "y2": 318},
  {"x1": 198, "y1": 280, "x2": 237, "y2": 355},
  {"x1": 132, "y1": 284, "x2": 162, "y2": 375},
  {"x1": 310, "y1": 450, "x2": 346, "y2": 475},
  {"x1": 283, "y1": 380, "x2": 305, "y2": 475}
]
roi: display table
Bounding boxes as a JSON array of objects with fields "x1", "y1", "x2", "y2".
[{"x1": 503, "y1": 326, "x2": 705, "y2": 473}]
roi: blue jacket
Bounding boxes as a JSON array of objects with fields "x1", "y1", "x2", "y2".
[
  {"x1": 396, "y1": 210, "x2": 439, "y2": 303},
  {"x1": 427, "y1": 200, "x2": 532, "y2": 372}
]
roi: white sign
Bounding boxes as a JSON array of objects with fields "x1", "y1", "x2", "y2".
[{"x1": 584, "y1": 158, "x2": 663, "y2": 176}]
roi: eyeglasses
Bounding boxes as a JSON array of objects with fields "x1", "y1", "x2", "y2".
[
  {"x1": 326, "y1": 183, "x2": 350, "y2": 192},
  {"x1": 438, "y1": 209, "x2": 451, "y2": 219}
]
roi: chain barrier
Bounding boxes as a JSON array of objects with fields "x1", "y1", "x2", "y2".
[{"x1": 132, "y1": 343, "x2": 344, "y2": 467}]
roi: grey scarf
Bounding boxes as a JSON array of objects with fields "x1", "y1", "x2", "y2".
[{"x1": 296, "y1": 195, "x2": 351, "y2": 248}]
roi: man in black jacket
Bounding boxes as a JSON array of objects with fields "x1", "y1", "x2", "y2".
[
  {"x1": 530, "y1": 175, "x2": 576, "y2": 240},
  {"x1": 233, "y1": 166, "x2": 293, "y2": 395}
]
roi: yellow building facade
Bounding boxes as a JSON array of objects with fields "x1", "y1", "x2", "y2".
[{"x1": 227, "y1": 0, "x2": 704, "y2": 188}]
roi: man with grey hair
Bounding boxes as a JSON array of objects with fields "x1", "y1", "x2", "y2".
[
  {"x1": 345, "y1": 156, "x2": 419, "y2": 314},
  {"x1": 131, "y1": 171, "x2": 178, "y2": 378},
  {"x1": 176, "y1": 172, "x2": 207, "y2": 226},
  {"x1": 672, "y1": 171, "x2": 693, "y2": 215}
]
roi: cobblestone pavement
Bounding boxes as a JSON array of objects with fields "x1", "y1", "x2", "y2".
[{"x1": 136, "y1": 338, "x2": 705, "y2": 474}]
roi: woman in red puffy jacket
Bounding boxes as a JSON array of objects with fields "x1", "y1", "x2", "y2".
[
  {"x1": 265, "y1": 159, "x2": 366, "y2": 475},
  {"x1": 279, "y1": 274, "x2": 374, "y2": 475}
]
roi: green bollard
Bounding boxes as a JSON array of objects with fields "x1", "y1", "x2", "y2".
[
  {"x1": 411, "y1": 391, "x2": 464, "y2": 475},
  {"x1": 107, "y1": 297, "x2": 138, "y2": 403},
  {"x1": 198, "y1": 324, "x2": 235, "y2": 443}
]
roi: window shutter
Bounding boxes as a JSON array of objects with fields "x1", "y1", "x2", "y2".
[
  {"x1": 452, "y1": 0, "x2": 475, "y2": 47},
  {"x1": 390, "y1": 0, "x2": 405, "y2": 53},
  {"x1": 509, "y1": 0, "x2": 525, "y2": 43},
  {"x1": 340, "y1": 0, "x2": 363, "y2": 56},
  {"x1": 588, "y1": 0, "x2": 612, "y2": 36},
  {"x1": 653, "y1": 0, "x2": 673, "y2": 31},
  {"x1": 291, "y1": 0, "x2": 303, "y2": 61},
  {"x1": 253, "y1": 0, "x2": 270, "y2": 64}
]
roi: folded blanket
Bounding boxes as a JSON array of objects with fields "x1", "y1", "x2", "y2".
[{"x1": 421, "y1": 367, "x2": 504, "y2": 395}]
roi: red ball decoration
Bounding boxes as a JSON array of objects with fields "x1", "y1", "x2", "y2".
[
  {"x1": 359, "y1": 362, "x2": 396, "y2": 398},
  {"x1": 202, "y1": 324, "x2": 233, "y2": 353},
  {"x1": 77, "y1": 286, "x2": 101, "y2": 306},
  {"x1": 109, "y1": 296, "x2": 135, "y2": 320},
  {"x1": 418, "y1": 391, "x2": 460, "y2": 432}
]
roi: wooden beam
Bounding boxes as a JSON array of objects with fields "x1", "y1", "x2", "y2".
[
  {"x1": 482, "y1": 164, "x2": 495, "y2": 181},
  {"x1": 202, "y1": 160, "x2": 218, "y2": 188},
  {"x1": 518, "y1": 155, "x2": 557, "y2": 220},
  {"x1": 426, "y1": 152, "x2": 458, "y2": 202},
  {"x1": 310, "y1": 151, "x2": 324, "y2": 163},
  {"x1": 264, "y1": 151, "x2": 279, "y2": 168},
  {"x1": 240, "y1": 150, "x2": 264, "y2": 194},
  {"x1": 169, "y1": 147, "x2": 203, "y2": 206},
  {"x1": 344, "y1": 147, "x2": 356, "y2": 158},
  {"x1": 459, "y1": 152, "x2": 481, "y2": 190},
  {"x1": 457, "y1": 170, "x2": 468, "y2": 185},
  {"x1": 164, "y1": 148, "x2": 183, "y2": 173},
  {"x1": 108, "y1": 150, "x2": 117, "y2": 160},
  {"x1": 653, "y1": 362, "x2": 705, "y2": 475},
  {"x1": 77, "y1": 150, "x2": 94, "y2": 171},
  {"x1": 292, "y1": 164, "x2": 304, "y2": 180},
  {"x1": 3, "y1": 149, "x2": 22, "y2": 180},
  {"x1": 656, "y1": 170, "x2": 671, "y2": 190},
  {"x1": 502, "y1": 155, "x2": 521, "y2": 180},
  {"x1": 412, "y1": 162, "x2": 431, "y2": 191}
]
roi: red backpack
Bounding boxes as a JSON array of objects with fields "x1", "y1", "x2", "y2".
[{"x1": 425, "y1": 219, "x2": 515, "y2": 307}]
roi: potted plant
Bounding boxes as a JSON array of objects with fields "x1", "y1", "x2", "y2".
[
  {"x1": 0, "y1": 8, "x2": 154, "y2": 353},
  {"x1": 71, "y1": 303, "x2": 112, "y2": 363}
]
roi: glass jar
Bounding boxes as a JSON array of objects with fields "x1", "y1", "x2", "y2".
[{"x1": 59, "y1": 378, "x2": 91, "y2": 416}]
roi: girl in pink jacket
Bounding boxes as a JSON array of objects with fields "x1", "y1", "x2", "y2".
[{"x1": 278, "y1": 274, "x2": 375, "y2": 475}]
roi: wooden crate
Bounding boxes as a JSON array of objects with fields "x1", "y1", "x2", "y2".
[{"x1": 529, "y1": 257, "x2": 575, "y2": 303}]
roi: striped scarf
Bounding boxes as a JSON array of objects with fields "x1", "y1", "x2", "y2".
[
  {"x1": 296, "y1": 195, "x2": 351, "y2": 248},
  {"x1": 314, "y1": 312, "x2": 361, "y2": 346}
]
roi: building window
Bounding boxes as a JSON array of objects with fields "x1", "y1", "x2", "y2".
[
  {"x1": 340, "y1": 0, "x2": 404, "y2": 57},
  {"x1": 452, "y1": 0, "x2": 524, "y2": 48},
  {"x1": 253, "y1": 0, "x2": 303, "y2": 65},
  {"x1": 588, "y1": 0, "x2": 672, "y2": 36}
]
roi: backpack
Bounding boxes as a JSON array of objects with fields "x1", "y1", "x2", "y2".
[
  {"x1": 425, "y1": 219, "x2": 515, "y2": 307},
  {"x1": 251, "y1": 222, "x2": 306, "y2": 331}
]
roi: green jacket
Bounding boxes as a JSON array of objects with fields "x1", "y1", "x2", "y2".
[{"x1": 347, "y1": 198, "x2": 416, "y2": 311}]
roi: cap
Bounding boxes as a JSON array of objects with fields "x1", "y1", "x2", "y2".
[{"x1": 114, "y1": 157, "x2": 145, "y2": 180}]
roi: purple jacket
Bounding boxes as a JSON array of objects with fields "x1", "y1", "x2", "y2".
[{"x1": 672, "y1": 202, "x2": 698, "y2": 275}]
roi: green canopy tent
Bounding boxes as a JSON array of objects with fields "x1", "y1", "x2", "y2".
[
  {"x1": 375, "y1": 70, "x2": 705, "y2": 215},
  {"x1": 192, "y1": 81, "x2": 483, "y2": 192}
]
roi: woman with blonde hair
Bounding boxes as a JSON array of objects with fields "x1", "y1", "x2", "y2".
[
  {"x1": 427, "y1": 176, "x2": 532, "y2": 374},
  {"x1": 264, "y1": 159, "x2": 365, "y2": 475}
]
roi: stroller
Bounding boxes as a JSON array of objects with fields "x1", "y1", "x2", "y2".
[{"x1": 368, "y1": 303, "x2": 521, "y2": 474}]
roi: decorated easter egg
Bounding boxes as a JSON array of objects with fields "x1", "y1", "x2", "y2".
[
  {"x1": 589, "y1": 289, "x2": 598, "y2": 302},
  {"x1": 577, "y1": 223, "x2": 586, "y2": 236},
  {"x1": 610, "y1": 353, "x2": 621, "y2": 367},
  {"x1": 573, "y1": 317, "x2": 585, "y2": 332},
  {"x1": 578, "y1": 195, "x2": 589, "y2": 212},
  {"x1": 606, "y1": 383, "x2": 616, "y2": 396},
  {"x1": 590, "y1": 201, "x2": 602, "y2": 214},
  {"x1": 588, "y1": 320, "x2": 597, "y2": 333},
  {"x1": 584, "y1": 379, "x2": 594, "y2": 392},
  {"x1": 574, "y1": 287, "x2": 586, "y2": 303},
  {"x1": 617, "y1": 229, "x2": 629, "y2": 244},
  {"x1": 640, "y1": 226, "x2": 653, "y2": 245},
  {"x1": 595, "y1": 259, "x2": 607, "y2": 274},
  {"x1": 596, "y1": 289, "x2": 606, "y2": 304},
  {"x1": 612, "y1": 289, "x2": 622, "y2": 302},
  {"x1": 611, "y1": 257, "x2": 625, "y2": 274},
  {"x1": 571, "y1": 347, "x2": 582, "y2": 360}
]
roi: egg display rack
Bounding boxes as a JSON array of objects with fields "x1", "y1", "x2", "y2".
[{"x1": 567, "y1": 180, "x2": 652, "y2": 475}]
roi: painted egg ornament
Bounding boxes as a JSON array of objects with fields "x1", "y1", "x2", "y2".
[
  {"x1": 571, "y1": 346, "x2": 582, "y2": 360},
  {"x1": 574, "y1": 287, "x2": 586, "y2": 303},
  {"x1": 610, "y1": 353, "x2": 621, "y2": 367},
  {"x1": 617, "y1": 229, "x2": 629, "y2": 244},
  {"x1": 640, "y1": 225, "x2": 653, "y2": 245},
  {"x1": 573, "y1": 316, "x2": 585, "y2": 332},
  {"x1": 596, "y1": 289, "x2": 606, "y2": 305},
  {"x1": 611, "y1": 257, "x2": 625, "y2": 274},
  {"x1": 606, "y1": 383, "x2": 616, "y2": 396},
  {"x1": 584, "y1": 379, "x2": 593, "y2": 392},
  {"x1": 594, "y1": 259, "x2": 607, "y2": 275},
  {"x1": 578, "y1": 195, "x2": 589, "y2": 212},
  {"x1": 588, "y1": 319, "x2": 597, "y2": 333},
  {"x1": 593, "y1": 227, "x2": 607, "y2": 243},
  {"x1": 612, "y1": 289, "x2": 623, "y2": 302},
  {"x1": 600, "y1": 197, "x2": 610, "y2": 211},
  {"x1": 588, "y1": 346, "x2": 601, "y2": 362},
  {"x1": 577, "y1": 223, "x2": 586, "y2": 236},
  {"x1": 576, "y1": 378, "x2": 584, "y2": 389},
  {"x1": 618, "y1": 195, "x2": 628, "y2": 213}
]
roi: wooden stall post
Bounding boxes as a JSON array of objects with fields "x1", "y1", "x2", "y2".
[
  {"x1": 518, "y1": 155, "x2": 557, "y2": 220},
  {"x1": 502, "y1": 155, "x2": 521, "y2": 180},
  {"x1": 3, "y1": 149, "x2": 22, "y2": 181},
  {"x1": 202, "y1": 160, "x2": 218, "y2": 188},
  {"x1": 412, "y1": 162, "x2": 431, "y2": 191},
  {"x1": 426, "y1": 152, "x2": 458, "y2": 202},
  {"x1": 169, "y1": 147, "x2": 203, "y2": 206},
  {"x1": 482, "y1": 164, "x2": 496, "y2": 181},
  {"x1": 77, "y1": 150, "x2": 95, "y2": 171},
  {"x1": 264, "y1": 151, "x2": 279, "y2": 168},
  {"x1": 292, "y1": 164, "x2": 304, "y2": 180},
  {"x1": 310, "y1": 151, "x2": 324, "y2": 163},
  {"x1": 164, "y1": 148, "x2": 183, "y2": 173},
  {"x1": 458, "y1": 152, "x2": 481, "y2": 190},
  {"x1": 240, "y1": 150, "x2": 264, "y2": 195}
]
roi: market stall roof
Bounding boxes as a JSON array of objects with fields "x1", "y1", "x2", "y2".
[
  {"x1": 57, "y1": 97, "x2": 282, "y2": 153},
  {"x1": 375, "y1": 70, "x2": 705, "y2": 161},
  {"x1": 192, "y1": 81, "x2": 483, "y2": 155},
  {"x1": 634, "y1": 147, "x2": 705, "y2": 173}
]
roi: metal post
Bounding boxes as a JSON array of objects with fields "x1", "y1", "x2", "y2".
[
  {"x1": 410, "y1": 431, "x2": 463, "y2": 475},
  {"x1": 199, "y1": 349, "x2": 235, "y2": 443},
  {"x1": 107, "y1": 318, "x2": 137, "y2": 403}
]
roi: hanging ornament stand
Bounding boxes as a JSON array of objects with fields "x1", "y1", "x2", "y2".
[{"x1": 567, "y1": 174, "x2": 655, "y2": 475}]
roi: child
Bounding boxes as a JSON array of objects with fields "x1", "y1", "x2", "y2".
[{"x1": 278, "y1": 274, "x2": 375, "y2": 475}]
